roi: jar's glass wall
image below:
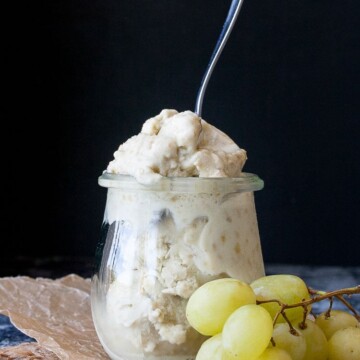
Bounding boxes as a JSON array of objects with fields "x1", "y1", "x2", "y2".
[{"x1": 91, "y1": 175, "x2": 264, "y2": 360}]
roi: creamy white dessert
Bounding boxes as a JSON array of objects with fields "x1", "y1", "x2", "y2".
[
  {"x1": 107, "y1": 109, "x2": 247, "y2": 184},
  {"x1": 91, "y1": 110, "x2": 264, "y2": 359}
]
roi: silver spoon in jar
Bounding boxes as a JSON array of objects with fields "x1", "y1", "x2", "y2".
[{"x1": 195, "y1": 0, "x2": 246, "y2": 117}]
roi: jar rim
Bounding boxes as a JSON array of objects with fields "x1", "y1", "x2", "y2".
[{"x1": 98, "y1": 172, "x2": 264, "y2": 193}]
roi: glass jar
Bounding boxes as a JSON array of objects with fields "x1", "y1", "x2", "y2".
[{"x1": 91, "y1": 173, "x2": 264, "y2": 360}]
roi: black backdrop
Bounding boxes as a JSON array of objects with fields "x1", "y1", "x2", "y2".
[{"x1": 3, "y1": 0, "x2": 359, "y2": 271}]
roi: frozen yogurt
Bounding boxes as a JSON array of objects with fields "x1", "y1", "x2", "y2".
[{"x1": 91, "y1": 109, "x2": 264, "y2": 359}]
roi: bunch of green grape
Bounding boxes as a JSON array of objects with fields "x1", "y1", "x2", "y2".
[{"x1": 185, "y1": 275, "x2": 360, "y2": 360}]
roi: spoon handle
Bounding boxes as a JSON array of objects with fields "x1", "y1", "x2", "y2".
[{"x1": 195, "y1": 0, "x2": 246, "y2": 117}]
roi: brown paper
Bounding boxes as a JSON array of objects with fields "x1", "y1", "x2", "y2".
[
  {"x1": 0, "y1": 343, "x2": 60, "y2": 359},
  {"x1": 0, "y1": 275, "x2": 109, "y2": 359}
]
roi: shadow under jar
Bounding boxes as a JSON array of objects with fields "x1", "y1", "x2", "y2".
[{"x1": 91, "y1": 173, "x2": 265, "y2": 360}]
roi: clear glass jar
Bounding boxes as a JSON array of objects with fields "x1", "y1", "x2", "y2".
[{"x1": 91, "y1": 173, "x2": 265, "y2": 360}]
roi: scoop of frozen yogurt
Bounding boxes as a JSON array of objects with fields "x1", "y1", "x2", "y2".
[{"x1": 107, "y1": 109, "x2": 247, "y2": 184}]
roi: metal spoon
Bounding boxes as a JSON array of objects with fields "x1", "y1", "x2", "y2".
[{"x1": 195, "y1": 0, "x2": 246, "y2": 117}]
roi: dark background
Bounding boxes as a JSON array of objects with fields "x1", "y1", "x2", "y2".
[{"x1": 3, "y1": 0, "x2": 359, "y2": 275}]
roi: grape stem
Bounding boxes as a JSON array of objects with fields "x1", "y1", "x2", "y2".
[
  {"x1": 308, "y1": 286, "x2": 360, "y2": 321},
  {"x1": 335, "y1": 294, "x2": 359, "y2": 319},
  {"x1": 257, "y1": 285, "x2": 360, "y2": 342}
]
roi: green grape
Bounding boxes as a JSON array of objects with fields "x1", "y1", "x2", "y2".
[
  {"x1": 256, "y1": 348, "x2": 293, "y2": 360},
  {"x1": 270, "y1": 322, "x2": 306, "y2": 360},
  {"x1": 222, "y1": 352, "x2": 237, "y2": 360},
  {"x1": 196, "y1": 333, "x2": 222, "y2": 360},
  {"x1": 222, "y1": 304, "x2": 273, "y2": 360},
  {"x1": 250, "y1": 274, "x2": 310, "y2": 323},
  {"x1": 221, "y1": 352, "x2": 231, "y2": 360},
  {"x1": 295, "y1": 320, "x2": 328, "y2": 360},
  {"x1": 315, "y1": 310, "x2": 359, "y2": 339},
  {"x1": 328, "y1": 326, "x2": 360, "y2": 360},
  {"x1": 186, "y1": 278, "x2": 256, "y2": 336}
]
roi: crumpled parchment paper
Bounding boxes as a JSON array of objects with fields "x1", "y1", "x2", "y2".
[
  {"x1": 0, "y1": 274, "x2": 109, "y2": 359},
  {"x1": 0, "y1": 343, "x2": 60, "y2": 359}
]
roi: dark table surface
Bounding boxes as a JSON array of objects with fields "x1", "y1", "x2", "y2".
[{"x1": 0, "y1": 262, "x2": 359, "y2": 348}]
